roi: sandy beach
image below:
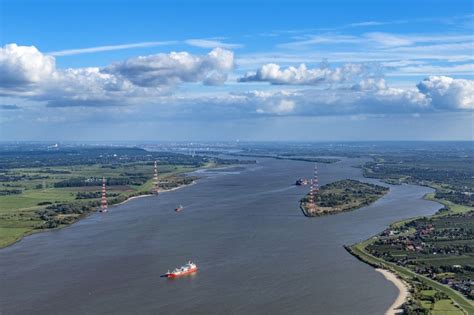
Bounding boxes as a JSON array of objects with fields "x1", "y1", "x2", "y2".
[
  {"x1": 116, "y1": 193, "x2": 153, "y2": 206},
  {"x1": 376, "y1": 268, "x2": 409, "y2": 315},
  {"x1": 115, "y1": 180, "x2": 197, "y2": 206}
]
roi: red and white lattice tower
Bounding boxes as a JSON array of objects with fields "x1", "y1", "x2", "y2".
[
  {"x1": 100, "y1": 176, "x2": 108, "y2": 213},
  {"x1": 309, "y1": 163, "x2": 319, "y2": 208},
  {"x1": 153, "y1": 160, "x2": 159, "y2": 195}
]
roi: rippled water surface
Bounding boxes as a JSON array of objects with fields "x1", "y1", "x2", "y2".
[{"x1": 0, "y1": 157, "x2": 441, "y2": 314}]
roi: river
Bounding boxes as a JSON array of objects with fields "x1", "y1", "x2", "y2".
[{"x1": 0, "y1": 157, "x2": 441, "y2": 314}]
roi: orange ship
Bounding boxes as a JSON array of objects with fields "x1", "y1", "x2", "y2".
[{"x1": 165, "y1": 261, "x2": 197, "y2": 278}]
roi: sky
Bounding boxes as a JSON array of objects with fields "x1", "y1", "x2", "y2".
[{"x1": 0, "y1": 0, "x2": 473, "y2": 141}]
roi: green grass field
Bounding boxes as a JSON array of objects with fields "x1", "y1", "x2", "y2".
[
  {"x1": 425, "y1": 193, "x2": 474, "y2": 215},
  {"x1": 0, "y1": 162, "x2": 208, "y2": 248}
]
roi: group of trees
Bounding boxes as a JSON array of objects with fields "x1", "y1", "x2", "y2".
[
  {"x1": 364, "y1": 153, "x2": 474, "y2": 206},
  {"x1": 0, "y1": 189, "x2": 22, "y2": 196},
  {"x1": 435, "y1": 191, "x2": 474, "y2": 207},
  {"x1": 75, "y1": 191, "x2": 119, "y2": 199},
  {"x1": 0, "y1": 146, "x2": 224, "y2": 170},
  {"x1": 54, "y1": 176, "x2": 148, "y2": 188},
  {"x1": 0, "y1": 173, "x2": 49, "y2": 182},
  {"x1": 38, "y1": 202, "x2": 98, "y2": 228},
  {"x1": 36, "y1": 190, "x2": 147, "y2": 229},
  {"x1": 402, "y1": 282, "x2": 450, "y2": 314},
  {"x1": 306, "y1": 179, "x2": 388, "y2": 208},
  {"x1": 158, "y1": 175, "x2": 197, "y2": 190}
]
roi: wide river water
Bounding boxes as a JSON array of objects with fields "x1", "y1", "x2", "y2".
[{"x1": 0, "y1": 157, "x2": 442, "y2": 314}]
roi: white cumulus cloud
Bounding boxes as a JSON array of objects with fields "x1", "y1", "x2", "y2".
[
  {"x1": 103, "y1": 47, "x2": 234, "y2": 87},
  {"x1": 239, "y1": 62, "x2": 370, "y2": 85},
  {"x1": 1, "y1": 43, "x2": 473, "y2": 116},
  {"x1": 417, "y1": 76, "x2": 474, "y2": 110},
  {"x1": 0, "y1": 44, "x2": 234, "y2": 107},
  {"x1": 0, "y1": 44, "x2": 56, "y2": 88},
  {"x1": 352, "y1": 78, "x2": 387, "y2": 91}
]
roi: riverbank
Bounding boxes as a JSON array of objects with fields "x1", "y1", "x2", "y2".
[
  {"x1": 0, "y1": 159, "x2": 221, "y2": 249},
  {"x1": 115, "y1": 193, "x2": 153, "y2": 206},
  {"x1": 376, "y1": 268, "x2": 409, "y2": 315},
  {"x1": 347, "y1": 235, "x2": 473, "y2": 314},
  {"x1": 115, "y1": 179, "x2": 197, "y2": 206},
  {"x1": 346, "y1": 200, "x2": 474, "y2": 314}
]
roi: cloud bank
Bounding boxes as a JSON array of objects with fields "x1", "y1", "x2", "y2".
[
  {"x1": 0, "y1": 44, "x2": 234, "y2": 107},
  {"x1": 238, "y1": 61, "x2": 473, "y2": 113},
  {"x1": 239, "y1": 62, "x2": 374, "y2": 85},
  {"x1": 0, "y1": 43, "x2": 472, "y2": 117}
]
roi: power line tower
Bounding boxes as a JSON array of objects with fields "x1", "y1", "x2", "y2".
[
  {"x1": 100, "y1": 176, "x2": 108, "y2": 213},
  {"x1": 153, "y1": 160, "x2": 159, "y2": 195},
  {"x1": 308, "y1": 163, "x2": 319, "y2": 213}
]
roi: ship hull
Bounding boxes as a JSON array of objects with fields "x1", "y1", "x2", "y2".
[{"x1": 166, "y1": 267, "x2": 198, "y2": 278}]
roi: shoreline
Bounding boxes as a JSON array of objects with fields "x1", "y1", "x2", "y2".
[
  {"x1": 115, "y1": 180, "x2": 197, "y2": 206},
  {"x1": 345, "y1": 160, "x2": 434, "y2": 312},
  {"x1": 376, "y1": 268, "x2": 409, "y2": 315},
  {"x1": 0, "y1": 177, "x2": 200, "y2": 250},
  {"x1": 1, "y1": 163, "x2": 245, "y2": 249},
  {"x1": 1, "y1": 162, "x2": 231, "y2": 249},
  {"x1": 115, "y1": 193, "x2": 153, "y2": 206}
]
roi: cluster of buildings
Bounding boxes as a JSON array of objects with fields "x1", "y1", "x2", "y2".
[{"x1": 372, "y1": 219, "x2": 474, "y2": 300}]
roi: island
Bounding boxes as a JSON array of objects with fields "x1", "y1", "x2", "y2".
[
  {"x1": 299, "y1": 179, "x2": 389, "y2": 217},
  {"x1": 229, "y1": 153, "x2": 339, "y2": 164}
]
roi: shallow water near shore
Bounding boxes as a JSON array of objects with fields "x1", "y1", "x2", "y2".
[{"x1": 0, "y1": 157, "x2": 441, "y2": 314}]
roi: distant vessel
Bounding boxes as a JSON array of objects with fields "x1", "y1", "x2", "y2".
[
  {"x1": 175, "y1": 205, "x2": 184, "y2": 212},
  {"x1": 295, "y1": 178, "x2": 309, "y2": 186},
  {"x1": 165, "y1": 261, "x2": 197, "y2": 278}
]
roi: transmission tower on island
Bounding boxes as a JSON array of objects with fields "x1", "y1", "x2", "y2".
[
  {"x1": 308, "y1": 163, "x2": 319, "y2": 214},
  {"x1": 153, "y1": 160, "x2": 160, "y2": 195},
  {"x1": 100, "y1": 176, "x2": 108, "y2": 213}
]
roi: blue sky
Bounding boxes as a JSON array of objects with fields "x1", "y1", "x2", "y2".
[{"x1": 0, "y1": 0, "x2": 473, "y2": 141}]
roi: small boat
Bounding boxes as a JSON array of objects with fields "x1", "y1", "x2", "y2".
[
  {"x1": 295, "y1": 178, "x2": 309, "y2": 186},
  {"x1": 175, "y1": 205, "x2": 184, "y2": 212},
  {"x1": 165, "y1": 261, "x2": 198, "y2": 278}
]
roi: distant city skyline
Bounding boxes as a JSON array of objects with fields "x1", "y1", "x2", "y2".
[{"x1": 0, "y1": 0, "x2": 473, "y2": 141}]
